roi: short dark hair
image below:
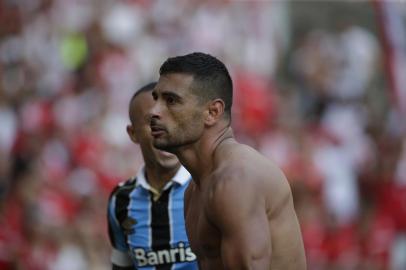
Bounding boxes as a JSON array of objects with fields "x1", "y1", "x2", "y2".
[
  {"x1": 129, "y1": 82, "x2": 157, "y2": 124},
  {"x1": 159, "y1": 52, "x2": 233, "y2": 120}
]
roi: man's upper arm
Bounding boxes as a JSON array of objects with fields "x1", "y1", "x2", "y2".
[
  {"x1": 207, "y1": 177, "x2": 271, "y2": 269},
  {"x1": 107, "y1": 187, "x2": 134, "y2": 268}
]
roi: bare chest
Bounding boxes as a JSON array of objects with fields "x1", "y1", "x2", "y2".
[{"x1": 185, "y1": 190, "x2": 221, "y2": 259}]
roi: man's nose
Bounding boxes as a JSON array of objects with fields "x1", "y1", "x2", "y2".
[{"x1": 150, "y1": 100, "x2": 161, "y2": 119}]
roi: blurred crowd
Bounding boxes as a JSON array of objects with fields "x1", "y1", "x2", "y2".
[{"x1": 0, "y1": 0, "x2": 405, "y2": 269}]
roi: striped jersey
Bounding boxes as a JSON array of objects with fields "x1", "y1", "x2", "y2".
[{"x1": 107, "y1": 166, "x2": 198, "y2": 270}]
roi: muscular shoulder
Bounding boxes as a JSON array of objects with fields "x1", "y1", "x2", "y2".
[
  {"x1": 206, "y1": 148, "x2": 263, "y2": 218},
  {"x1": 213, "y1": 143, "x2": 293, "y2": 216},
  {"x1": 204, "y1": 169, "x2": 259, "y2": 231}
]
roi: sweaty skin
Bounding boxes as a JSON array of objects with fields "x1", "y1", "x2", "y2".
[{"x1": 150, "y1": 73, "x2": 306, "y2": 270}]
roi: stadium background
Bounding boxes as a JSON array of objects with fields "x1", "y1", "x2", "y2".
[{"x1": 0, "y1": 0, "x2": 405, "y2": 269}]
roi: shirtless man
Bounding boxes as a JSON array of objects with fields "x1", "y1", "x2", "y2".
[{"x1": 150, "y1": 52, "x2": 306, "y2": 269}]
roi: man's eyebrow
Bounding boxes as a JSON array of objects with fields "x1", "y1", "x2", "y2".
[{"x1": 161, "y1": 91, "x2": 182, "y2": 99}]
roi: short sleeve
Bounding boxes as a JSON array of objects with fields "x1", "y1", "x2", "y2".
[{"x1": 107, "y1": 188, "x2": 133, "y2": 267}]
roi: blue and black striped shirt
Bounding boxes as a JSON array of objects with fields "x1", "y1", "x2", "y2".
[{"x1": 107, "y1": 166, "x2": 198, "y2": 270}]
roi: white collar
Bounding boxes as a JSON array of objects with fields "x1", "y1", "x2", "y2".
[{"x1": 135, "y1": 165, "x2": 191, "y2": 190}]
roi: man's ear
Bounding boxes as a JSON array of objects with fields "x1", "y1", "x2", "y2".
[
  {"x1": 205, "y1": 99, "x2": 225, "y2": 126},
  {"x1": 127, "y1": 125, "x2": 139, "y2": 144}
]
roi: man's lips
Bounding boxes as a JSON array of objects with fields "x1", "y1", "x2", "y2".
[{"x1": 150, "y1": 125, "x2": 166, "y2": 137}]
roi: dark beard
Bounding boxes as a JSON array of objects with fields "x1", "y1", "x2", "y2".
[
  {"x1": 153, "y1": 135, "x2": 199, "y2": 154},
  {"x1": 153, "y1": 140, "x2": 178, "y2": 154}
]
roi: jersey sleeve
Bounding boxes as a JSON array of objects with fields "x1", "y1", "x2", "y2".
[{"x1": 107, "y1": 186, "x2": 133, "y2": 267}]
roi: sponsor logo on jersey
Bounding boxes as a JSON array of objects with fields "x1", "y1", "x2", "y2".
[
  {"x1": 121, "y1": 217, "x2": 137, "y2": 235},
  {"x1": 133, "y1": 242, "x2": 196, "y2": 267}
]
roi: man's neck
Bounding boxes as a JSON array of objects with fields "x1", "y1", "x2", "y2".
[
  {"x1": 174, "y1": 126, "x2": 234, "y2": 187},
  {"x1": 144, "y1": 164, "x2": 180, "y2": 191}
]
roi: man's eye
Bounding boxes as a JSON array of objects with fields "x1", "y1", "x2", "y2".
[
  {"x1": 152, "y1": 92, "x2": 157, "y2": 100},
  {"x1": 166, "y1": 97, "x2": 176, "y2": 104}
]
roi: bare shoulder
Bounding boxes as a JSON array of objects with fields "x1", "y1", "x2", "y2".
[{"x1": 213, "y1": 142, "x2": 293, "y2": 215}]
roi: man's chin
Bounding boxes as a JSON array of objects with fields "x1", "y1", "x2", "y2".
[
  {"x1": 153, "y1": 141, "x2": 176, "y2": 153},
  {"x1": 157, "y1": 150, "x2": 176, "y2": 158}
]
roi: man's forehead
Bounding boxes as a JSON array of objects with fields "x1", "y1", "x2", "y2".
[
  {"x1": 155, "y1": 73, "x2": 194, "y2": 92},
  {"x1": 131, "y1": 91, "x2": 154, "y2": 116},
  {"x1": 133, "y1": 90, "x2": 153, "y2": 106}
]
